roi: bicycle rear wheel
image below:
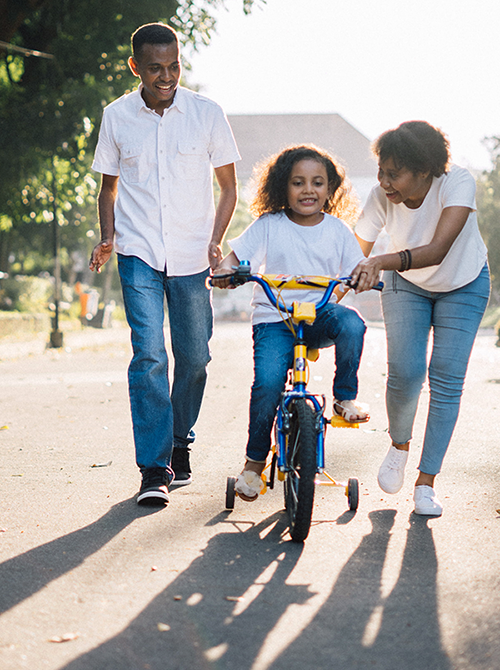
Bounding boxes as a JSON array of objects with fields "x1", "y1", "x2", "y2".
[{"x1": 283, "y1": 398, "x2": 317, "y2": 542}]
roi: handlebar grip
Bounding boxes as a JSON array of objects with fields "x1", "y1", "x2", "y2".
[{"x1": 346, "y1": 278, "x2": 384, "y2": 291}]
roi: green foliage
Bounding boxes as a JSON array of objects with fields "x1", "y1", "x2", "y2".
[
  {"x1": 477, "y1": 137, "x2": 500, "y2": 302},
  {"x1": 0, "y1": 0, "x2": 261, "y2": 286},
  {"x1": 0, "y1": 275, "x2": 53, "y2": 312}
]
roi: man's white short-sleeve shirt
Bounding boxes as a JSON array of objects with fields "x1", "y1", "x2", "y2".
[{"x1": 92, "y1": 85, "x2": 240, "y2": 275}]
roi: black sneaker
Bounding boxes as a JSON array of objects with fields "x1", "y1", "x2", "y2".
[
  {"x1": 170, "y1": 447, "x2": 192, "y2": 487},
  {"x1": 137, "y1": 467, "x2": 170, "y2": 506}
]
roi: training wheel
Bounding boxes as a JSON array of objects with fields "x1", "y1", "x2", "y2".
[
  {"x1": 347, "y1": 477, "x2": 359, "y2": 511},
  {"x1": 226, "y1": 476, "x2": 237, "y2": 509}
]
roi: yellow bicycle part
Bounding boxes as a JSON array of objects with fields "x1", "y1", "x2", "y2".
[
  {"x1": 327, "y1": 415, "x2": 360, "y2": 428},
  {"x1": 292, "y1": 301, "x2": 316, "y2": 324}
]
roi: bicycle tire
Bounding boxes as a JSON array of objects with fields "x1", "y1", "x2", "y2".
[
  {"x1": 347, "y1": 477, "x2": 359, "y2": 511},
  {"x1": 225, "y1": 476, "x2": 236, "y2": 509},
  {"x1": 283, "y1": 398, "x2": 317, "y2": 542},
  {"x1": 269, "y1": 451, "x2": 277, "y2": 490}
]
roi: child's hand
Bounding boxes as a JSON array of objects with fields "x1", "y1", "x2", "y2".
[
  {"x1": 210, "y1": 269, "x2": 235, "y2": 289},
  {"x1": 210, "y1": 251, "x2": 239, "y2": 289}
]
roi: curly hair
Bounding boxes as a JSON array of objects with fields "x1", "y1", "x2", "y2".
[
  {"x1": 249, "y1": 145, "x2": 359, "y2": 225},
  {"x1": 373, "y1": 121, "x2": 450, "y2": 178}
]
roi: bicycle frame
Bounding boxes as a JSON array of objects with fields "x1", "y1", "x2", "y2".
[
  {"x1": 211, "y1": 261, "x2": 382, "y2": 477},
  {"x1": 252, "y1": 272, "x2": 336, "y2": 476}
]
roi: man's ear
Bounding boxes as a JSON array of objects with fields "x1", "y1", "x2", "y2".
[{"x1": 128, "y1": 56, "x2": 140, "y2": 77}]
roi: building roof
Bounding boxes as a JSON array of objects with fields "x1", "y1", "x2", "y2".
[{"x1": 228, "y1": 113, "x2": 377, "y2": 182}]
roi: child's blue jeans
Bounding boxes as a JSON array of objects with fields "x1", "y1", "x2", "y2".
[
  {"x1": 382, "y1": 264, "x2": 490, "y2": 475},
  {"x1": 246, "y1": 303, "x2": 366, "y2": 462}
]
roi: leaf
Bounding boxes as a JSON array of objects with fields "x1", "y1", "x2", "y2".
[
  {"x1": 48, "y1": 632, "x2": 80, "y2": 643},
  {"x1": 0, "y1": 425, "x2": 8, "y2": 430}
]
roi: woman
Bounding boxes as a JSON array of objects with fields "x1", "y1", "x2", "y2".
[{"x1": 351, "y1": 121, "x2": 490, "y2": 516}]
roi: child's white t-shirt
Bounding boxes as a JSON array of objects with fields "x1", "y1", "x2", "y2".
[
  {"x1": 355, "y1": 164, "x2": 488, "y2": 292},
  {"x1": 230, "y1": 211, "x2": 365, "y2": 325}
]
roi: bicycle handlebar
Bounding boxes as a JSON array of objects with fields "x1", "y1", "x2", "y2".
[{"x1": 208, "y1": 261, "x2": 383, "y2": 315}]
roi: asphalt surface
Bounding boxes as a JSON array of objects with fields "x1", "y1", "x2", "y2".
[{"x1": 0, "y1": 320, "x2": 499, "y2": 670}]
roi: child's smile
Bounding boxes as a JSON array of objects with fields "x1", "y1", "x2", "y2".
[{"x1": 286, "y1": 159, "x2": 330, "y2": 226}]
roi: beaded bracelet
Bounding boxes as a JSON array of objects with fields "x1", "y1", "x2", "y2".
[
  {"x1": 399, "y1": 250, "x2": 407, "y2": 272},
  {"x1": 398, "y1": 249, "x2": 413, "y2": 272}
]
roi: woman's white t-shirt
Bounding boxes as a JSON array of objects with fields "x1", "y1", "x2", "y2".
[
  {"x1": 230, "y1": 211, "x2": 365, "y2": 325},
  {"x1": 355, "y1": 165, "x2": 487, "y2": 292}
]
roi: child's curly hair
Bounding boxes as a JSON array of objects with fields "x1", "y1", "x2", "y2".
[{"x1": 249, "y1": 145, "x2": 359, "y2": 225}]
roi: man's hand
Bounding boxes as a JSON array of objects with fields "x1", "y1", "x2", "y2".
[
  {"x1": 89, "y1": 240, "x2": 113, "y2": 273},
  {"x1": 208, "y1": 241, "x2": 223, "y2": 271}
]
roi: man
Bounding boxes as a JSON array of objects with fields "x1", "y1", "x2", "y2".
[{"x1": 89, "y1": 22, "x2": 240, "y2": 506}]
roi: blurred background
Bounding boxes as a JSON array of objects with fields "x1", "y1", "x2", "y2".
[{"x1": 1, "y1": 0, "x2": 500, "y2": 341}]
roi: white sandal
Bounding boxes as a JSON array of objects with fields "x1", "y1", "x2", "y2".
[
  {"x1": 235, "y1": 471, "x2": 264, "y2": 502},
  {"x1": 333, "y1": 399, "x2": 370, "y2": 423}
]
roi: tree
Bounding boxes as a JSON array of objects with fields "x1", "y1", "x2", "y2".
[
  {"x1": 0, "y1": 0, "x2": 261, "y2": 277},
  {"x1": 476, "y1": 137, "x2": 500, "y2": 302}
]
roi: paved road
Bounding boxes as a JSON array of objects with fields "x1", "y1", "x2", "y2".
[{"x1": 0, "y1": 321, "x2": 499, "y2": 670}]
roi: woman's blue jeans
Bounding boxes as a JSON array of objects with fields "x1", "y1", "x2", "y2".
[
  {"x1": 117, "y1": 255, "x2": 212, "y2": 476},
  {"x1": 246, "y1": 303, "x2": 366, "y2": 462},
  {"x1": 381, "y1": 265, "x2": 490, "y2": 475}
]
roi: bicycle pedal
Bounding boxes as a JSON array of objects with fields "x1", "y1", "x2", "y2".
[{"x1": 327, "y1": 415, "x2": 360, "y2": 428}]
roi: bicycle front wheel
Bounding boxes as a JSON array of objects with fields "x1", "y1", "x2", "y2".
[{"x1": 283, "y1": 398, "x2": 317, "y2": 542}]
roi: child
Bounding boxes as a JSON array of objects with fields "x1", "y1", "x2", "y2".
[{"x1": 213, "y1": 145, "x2": 368, "y2": 501}]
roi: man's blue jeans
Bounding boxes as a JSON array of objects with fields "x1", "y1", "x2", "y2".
[
  {"x1": 246, "y1": 303, "x2": 366, "y2": 462},
  {"x1": 381, "y1": 265, "x2": 490, "y2": 475},
  {"x1": 117, "y1": 255, "x2": 212, "y2": 477}
]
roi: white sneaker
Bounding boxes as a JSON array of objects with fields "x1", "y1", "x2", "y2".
[
  {"x1": 377, "y1": 445, "x2": 409, "y2": 494},
  {"x1": 413, "y1": 485, "x2": 443, "y2": 516}
]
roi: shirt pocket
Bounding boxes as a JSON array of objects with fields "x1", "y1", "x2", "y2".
[
  {"x1": 177, "y1": 141, "x2": 207, "y2": 180},
  {"x1": 120, "y1": 144, "x2": 143, "y2": 183}
]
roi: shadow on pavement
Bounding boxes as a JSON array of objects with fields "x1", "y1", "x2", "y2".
[
  {"x1": 0, "y1": 498, "x2": 158, "y2": 615},
  {"x1": 59, "y1": 511, "x2": 306, "y2": 670},
  {"x1": 268, "y1": 510, "x2": 451, "y2": 670},
  {"x1": 55, "y1": 509, "x2": 449, "y2": 670}
]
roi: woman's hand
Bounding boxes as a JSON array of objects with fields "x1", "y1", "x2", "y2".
[{"x1": 350, "y1": 256, "x2": 383, "y2": 293}]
